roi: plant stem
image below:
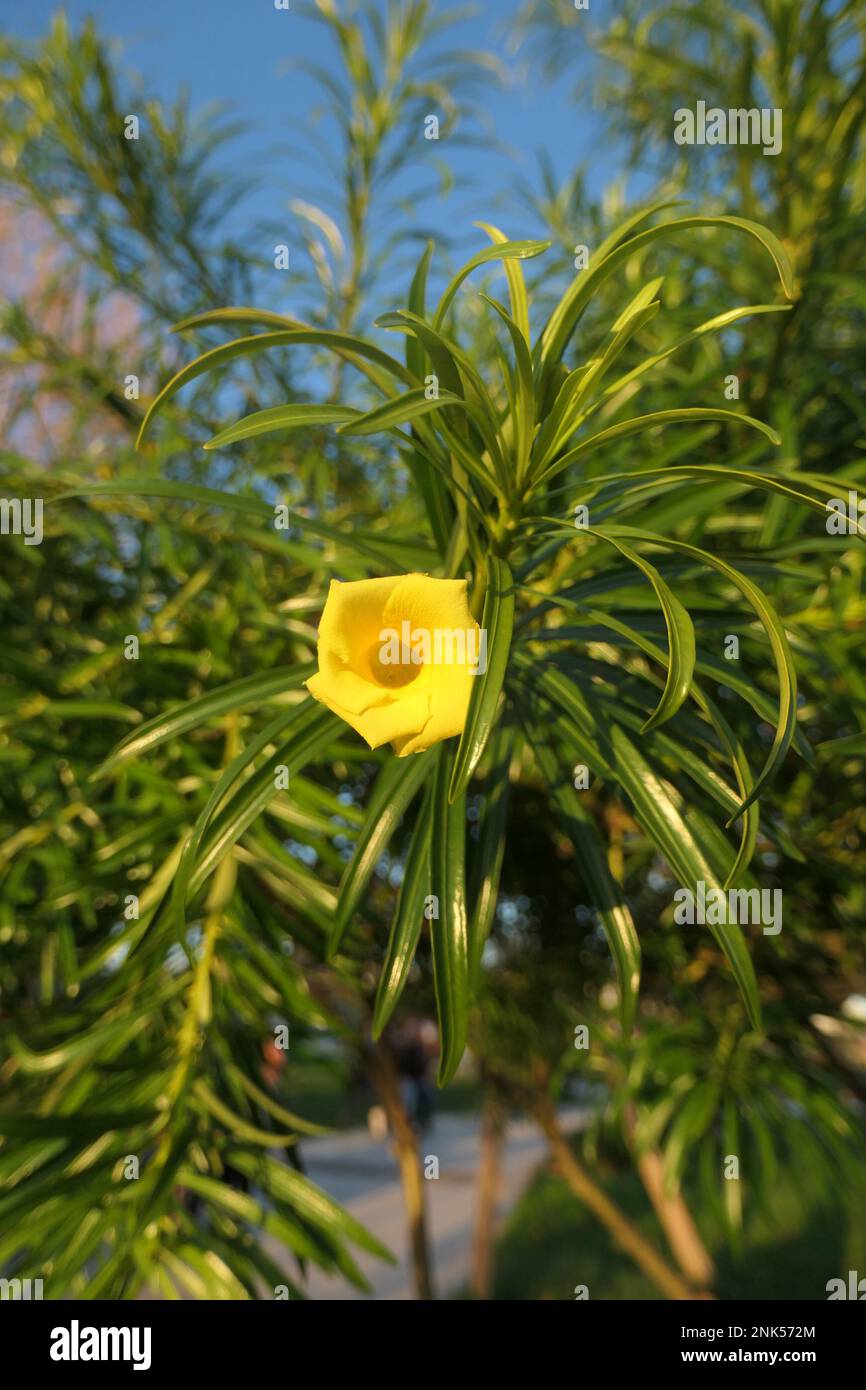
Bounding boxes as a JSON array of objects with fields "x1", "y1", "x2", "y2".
[
  {"x1": 623, "y1": 1105, "x2": 716, "y2": 1291},
  {"x1": 366, "y1": 1039, "x2": 436, "y2": 1300},
  {"x1": 533, "y1": 1096, "x2": 702, "y2": 1301},
  {"x1": 471, "y1": 1091, "x2": 505, "y2": 1299}
]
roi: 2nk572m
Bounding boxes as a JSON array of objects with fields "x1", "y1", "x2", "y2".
[
  {"x1": 747, "y1": 1327, "x2": 816, "y2": 1339},
  {"x1": 682, "y1": 1327, "x2": 815, "y2": 1340}
]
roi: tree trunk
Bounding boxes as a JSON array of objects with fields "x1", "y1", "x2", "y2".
[
  {"x1": 471, "y1": 1093, "x2": 505, "y2": 1299},
  {"x1": 533, "y1": 1097, "x2": 702, "y2": 1301},
  {"x1": 624, "y1": 1105, "x2": 715, "y2": 1291},
  {"x1": 366, "y1": 1041, "x2": 435, "y2": 1300}
]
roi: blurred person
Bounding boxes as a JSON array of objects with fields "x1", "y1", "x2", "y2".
[{"x1": 392, "y1": 1017, "x2": 436, "y2": 1134}]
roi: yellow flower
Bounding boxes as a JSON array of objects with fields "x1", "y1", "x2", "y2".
[{"x1": 305, "y1": 573, "x2": 483, "y2": 756}]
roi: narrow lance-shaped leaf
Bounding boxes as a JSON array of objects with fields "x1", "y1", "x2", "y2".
[
  {"x1": 514, "y1": 653, "x2": 762, "y2": 1029},
  {"x1": 434, "y1": 239, "x2": 551, "y2": 330},
  {"x1": 51, "y1": 479, "x2": 421, "y2": 570},
  {"x1": 336, "y1": 386, "x2": 483, "y2": 439},
  {"x1": 567, "y1": 464, "x2": 834, "y2": 519},
  {"x1": 516, "y1": 585, "x2": 759, "y2": 886},
  {"x1": 404, "y1": 238, "x2": 453, "y2": 554},
  {"x1": 329, "y1": 749, "x2": 435, "y2": 959},
  {"x1": 817, "y1": 731, "x2": 866, "y2": 758},
  {"x1": 172, "y1": 704, "x2": 311, "y2": 938},
  {"x1": 479, "y1": 294, "x2": 535, "y2": 481},
  {"x1": 467, "y1": 725, "x2": 513, "y2": 987},
  {"x1": 539, "y1": 212, "x2": 796, "y2": 382},
  {"x1": 533, "y1": 408, "x2": 781, "y2": 487},
  {"x1": 375, "y1": 309, "x2": 509, "y2": 487},
  {"x1": 187, "y1": 705, "x2": 339, "y2": 901},
  {"x1": 588, "y1": 527, "x2": 695, "y2": 733},
  {"x1": 524, "y1": 713, "x2": 641, "y2": 1034},
  {"x1": 450, "y1": 556, "x2": 515, "y2": 801},
  {"x1": 172, "y1": 307, "x2": 300, "y2": 332},
  {"x1": 474, "y1": 221, "x2": 532, "y2": 342},
  {"x1": 430, "y1": 747, "x2": 470, "y2": 1085},
  {"x1": 593, "y1": 304, "x2": 792, "y2": 411},
  {"x1": 533, "y1": 525, "x2": 695, "y2": 732},
  {"x1": 533, "y1": 289, "x2": 662, "y2": 468},
  {"x1": 226, "y1": 1151, "x2": 395, "y2": 1264},
  {"x1": 663, "y1": 1083, "x2": 721, "y2": 1196},
  {"x1": 606, "y1": 525, "x2": 798, "y2": 821},
  {"x1": 405, "y1": 240, "x2": 434, "y2": 381},
  {"x1": 136, "y1": 327, "x2": 412, "y2": 447},
  {"x1": 205, "y1": 403, "x2": 358, "y2": 450},
  {"x1": 91, "y1": 665, "x2": 313, "y2": 778},
  {"x1": 372, "y1": 780, "x2": 434, "y2": 1039}
]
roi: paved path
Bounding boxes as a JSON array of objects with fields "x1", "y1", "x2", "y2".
[{"x1": 268, "y1": 1107, "x2": 585, "y2": 1300}]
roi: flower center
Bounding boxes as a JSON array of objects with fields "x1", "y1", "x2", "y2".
[{"x1": 366, "y1": 639, "x2": 422, "y2": 689}]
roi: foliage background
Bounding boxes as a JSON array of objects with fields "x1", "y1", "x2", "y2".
[{"x1": 1, "y1": 0, "x2": 865, "y2": 1300}]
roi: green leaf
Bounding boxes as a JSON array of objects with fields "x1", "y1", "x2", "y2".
[
  {"x1": 187, "y1": 704, "x2": 339, "y2": 901},
  {"x1": 533, "y1": 290, "x2": 662, "y2": 468},
  {"x1": 475, "y1": 221, "x2": 531, "y2": 342},
  {"x1": 604, "y1": 729, "x2": 760, "y2": 1027},
  {"x1": 93, "y1": 666, "x2": 313, "y2": 778},
  {"x1": 0, "y1": 1110, "x2": 155, "y2": 1138},
  {"x1": 479, "y1": 294, "x2": 535, "y2": 480},
  {"x1": 587, "y1": 527, "x2": 695, "y2": 732},
  {"x1": 172, "y1": 704, "x2": 311, "y2": 935},
  {"x1": 227, "y1": 1151, "x2": 395, "y2": 1263},
  {"x1": 583, "y1": 198, "x2": 685, "y2": 273},
  {"x1": 450, "y1": 556, "x2": 515, "y2": 801},
  {"x1": 372, "y1": 782, "x2": 434, "y2": 1038},
  {"x1": 191, "y1": 1081, "x2": 297, "y2": 1148},
  {"x1": 205, "y1": 403, "x2": 358, "y2": 450},
  {"x1": 406, "y1": 240, "x2": 435, "y2": 379},
  {"x1": 53, "y1": 477, "x2": 272, "y2": 523},
  {"x1": 519, "y1": 534, "x2": 696, "y2": 735},
  {"x1": 817, "y1": 731, "x2": 866, "y2": 757},
  {"x1": 136, "y1": 327, "x2": 411, "y2": 447},
  {"x1": 433, "y1": 238, "x2": 551, "y2": 329},
  {"x1": 663, "y1": 1082, "x2": 721, "y2": 1195},
  {"x1": 535, "y1": 408, "x2": 781, "y2": 487},
  {"x1": 517, "y1": 585, "x2": 760, "y2": 885},
  {"x1": 375, "y1": 309, "x2": 508, "y2": 485},
  {"x1": 524, "y1": 713, "x2": 641, "y2": 1033},
  {"x1": 52, "y1": 479, "x2": 420, "y2": 569},
  {"x1": 467, "y1": 725, "x2": 512, "y2": 986},
  {"x1": 6, "y1": 699, "x2": 141, "y2": 727},
  {"x1": 578, "y1": 464, "x2": 832, "y2": 519},
  {"x1": 722, "y1": 1099, "x2": 743, "y2": 1236},
  {"x1": 515, "y1": 654, "x2": 761, "y2": 1028},
  {"x1": 430, "y1": 747, "x2": 470, "y2": 1085},
  {"x1": 329, "y1": 749, "x2": 435, "y2": 958},
  {"x1": 376, "y1": 309, "x2": 464, "y2": 397},
  {"x1": 404, "y1": 239, "x2": 454, "y2": 553},
  {"x1": 336, "y1": 386, "x2": 477, "y2": 437},
  {"x1": 595, "y1": 304, "x2": 792, "y2": 407},
  {"x1": 8, "y1": 1012, "x2": 155, "y2": 1074},
  {"x1": 606, "y1": 525, "x2": 798, "y2": 820},
  {"x1": 171, "y1": 306, "x2": 299, "y2": 333},
  {"x1": 539, "y1": 212, "x2": 796, "y2": 380},
  {"x1": 224, "y1": 1064, "x2": 329, "y2": 1136}
]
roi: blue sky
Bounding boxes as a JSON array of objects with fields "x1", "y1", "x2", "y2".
[{"x1": 6, "y1": 2, "x2": 640, "y2": 268}]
